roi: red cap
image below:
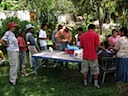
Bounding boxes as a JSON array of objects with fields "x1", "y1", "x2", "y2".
[{"x1": 8, "y1": 22, "x2": 17, "y2": 28}]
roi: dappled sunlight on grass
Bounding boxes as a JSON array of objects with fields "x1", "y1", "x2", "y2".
[{"x1": 0, "y1": 61, "x2": 117, "y2": 96}]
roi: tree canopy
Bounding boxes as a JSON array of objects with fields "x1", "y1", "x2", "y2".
[{"x1": 0, "y1": 0, "x2": 128, "y2": 34}]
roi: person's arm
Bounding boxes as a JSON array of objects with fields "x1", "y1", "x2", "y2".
[
  {"x1": 0, "y1": 32, "x2": 9, "y2": 47},
  {"x1": 55, "y1": 30, "x2": 61, "y2": 38},
  {"x1": 29, "y1": 35, "x2": 40, "y2": 52},
  {"x1": 0, "y1": 39, "x2": 8, "y2": 47},
  {"x1": 74, "y1": 35, "x2": 77, "y2": 45},
  {"x1": 113, "y1": 40, "x2": 120, "y2": 51},
  {"x1": 51, "y1": 31, "x2": 56, "y2": 44},
  {"x1": 80, "y1": 36, "x2": 84, "y2": 48},
  {"x1": 97, "y1": 45, "x2": 106, "y2": 51},
  {"x1": 95, "y1": 34, "x2": 106, "y2": 51}
]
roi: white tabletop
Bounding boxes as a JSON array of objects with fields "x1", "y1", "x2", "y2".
[{"x1": 33, "y1": 50, "x2": 82, "y2": 63}]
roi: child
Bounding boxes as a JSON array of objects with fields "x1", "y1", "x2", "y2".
[{"x1": 17, "y1": 29, "x2": 29, "y2": 77}]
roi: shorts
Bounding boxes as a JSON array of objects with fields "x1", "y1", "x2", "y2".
[{"x1": 81, "y1": 59, "x2": 100, "y2": 75}]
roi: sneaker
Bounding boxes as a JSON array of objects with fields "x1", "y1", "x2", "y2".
[
  {"x1": 21, "y1": 74, "x2": 25, "y2": 77},
  {"x1": 24, "y1": 73, "x2": 29, "y2": 77},
  {"x1": 53, "y1": 64, "x2": 57, "y2": 67},
  {"x1": 9, "y1": 81, "x2": 16, "y2": 85},
  {"x1": 21, "y1": 73, "x2": 29, "y2": 77},
  {"x1": 84, "y1": 84, "x2": 88, "y2": 87},
  {"x1": 42, "y1": 65, "x2": 46, "y2": 68},
  {"x1": 94, "y1": 85, "x2": 100, "y2": 89}
]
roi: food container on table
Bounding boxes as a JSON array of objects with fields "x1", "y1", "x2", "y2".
[{"x1": 74, "y1": 49, "x2": 83, "y2": 60}]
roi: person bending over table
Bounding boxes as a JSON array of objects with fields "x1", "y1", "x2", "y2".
[{"x1": 55, "y1": 25, "x2": 72, "y2": 68}]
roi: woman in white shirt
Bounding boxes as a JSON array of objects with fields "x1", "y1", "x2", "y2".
[
  {"x1": 112, "y1": 27, "x2": 128, "y2": 82},
  {"x1": 0, "y1": 22, "x2": 19, "y2": 85}
]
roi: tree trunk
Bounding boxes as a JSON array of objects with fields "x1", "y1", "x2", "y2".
[
  {"x1": 109, "y1": 12, "x2": 112, "y2": 23},
  {"x1": 97, "y1": 1, "x2": 102, "y2": 35}
]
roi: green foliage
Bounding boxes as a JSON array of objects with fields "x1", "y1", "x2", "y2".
[
  {"x1": 0, "y1": 0, "x2": 19, "y2": 11},
  {"x1": 0, "y1": 17, "x2": 39, "y2": 38},
  {"x1": 0, "y1": 62, "x2": 118, "y2": 96},
  {"x1": 22, "y1": 0, "x2": 58, "y2": 37},
  {"x1": 0, "y1": 17, "x2": 20, "y2": 37}
]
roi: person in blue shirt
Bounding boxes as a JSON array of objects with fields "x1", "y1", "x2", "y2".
[{"x1": 26, "y1": 24, "x2": 40, "y2": 68}]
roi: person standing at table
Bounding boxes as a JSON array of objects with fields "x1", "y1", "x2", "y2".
[
  {"x1": 39, "y1": 24, "x2": 49, "y2": 51},
  {"x1": 26, "y1": 24, "x2": 40, "y2": 68},
  {"x1": 52, "y1": 24, "x2": 63, "y2": 50},
  {"x1": 0, "y1": 22, "x2": 19, "y2": 85},
  {"x1": 38, "y1": 24, "x2": 49, "y2": 67},
  {"x1": 55, "y1": 25, "x2": 72, "y2": 51},
  {"x1": 108, "y1": 29, "x2": 120, "y2": 47},
  {"x1": 80, "y1": 24, "x2": 105, "y2": 88},
  {"x1": 110, "y1": 27, "x2": 128, "y2": 83},
  {"x1": 17, "y1": 29, "x2": 29, "y2": 77},
  {"x1": 51, "y1": 24, "x2": 63, "y2": 67},
  {"x1": 74, "y1": 27, "x2": 83, "y2": 71},
  {"x1": 74, "y1": 27, "x2": 83, "y2": 48}
]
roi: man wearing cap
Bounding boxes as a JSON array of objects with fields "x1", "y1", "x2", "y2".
[
  {"x1": 26, "y1": 24, "x2": 40, "y2": 68},
  {"x1": 0, "y1": 22, "x2": 19, "y2": 85},
  {"x1": 52, "y1": 24, "x2": 63, "y2": 50}
]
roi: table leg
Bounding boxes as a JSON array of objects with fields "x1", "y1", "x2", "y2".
[{"x1": 33, "y1": 57, "x2": 38, "y2": 75}]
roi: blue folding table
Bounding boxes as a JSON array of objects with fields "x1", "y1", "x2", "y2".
[{"x1": 32, "y1": 50, "x2": 82, "y2": 75}]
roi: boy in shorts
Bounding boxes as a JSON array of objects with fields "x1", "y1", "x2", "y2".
[{"x1": 80, "y1": 24, "x2": 105, "y2": 88}]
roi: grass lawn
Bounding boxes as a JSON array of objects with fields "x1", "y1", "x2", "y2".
[{"x1": 0, "y1": 60, "x2": 118, "y2": 96}]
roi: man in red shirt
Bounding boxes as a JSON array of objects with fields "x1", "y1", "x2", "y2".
[
  {"x1": 80, "y1": 24, "x2": 105, "y2": 88},
  {"x1": 17, "y1": 29, "x2": 29, "y2": 77}
]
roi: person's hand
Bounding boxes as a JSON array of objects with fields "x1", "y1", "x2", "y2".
[
  {"x1": 63, "y1": 39, "x2": 68, "y2": 42},
  {"x1": 37, "y1": 48, "x2": 40, "y2": 52},
  {"x1": 107, "y1": 46, "x2": 113, "y2": 49}
]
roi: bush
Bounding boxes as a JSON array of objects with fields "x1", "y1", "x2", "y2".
[
  {"x1": 0, "y1": 17, "x2": 39, "y2": 38},
  {"x1": 0, "y1": 17, "x2": 21, "y2": 37}
]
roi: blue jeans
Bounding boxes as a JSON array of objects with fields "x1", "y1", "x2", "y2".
[
  {"x1": 59, "y1": 43, "x2": 67, "y2": 51},
  {"x1": 59, "y1": 43, "x2": 68, "y2": 67},
  {"x1": 19, "y1": 51, "x2": 27, "y2": 73}
]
